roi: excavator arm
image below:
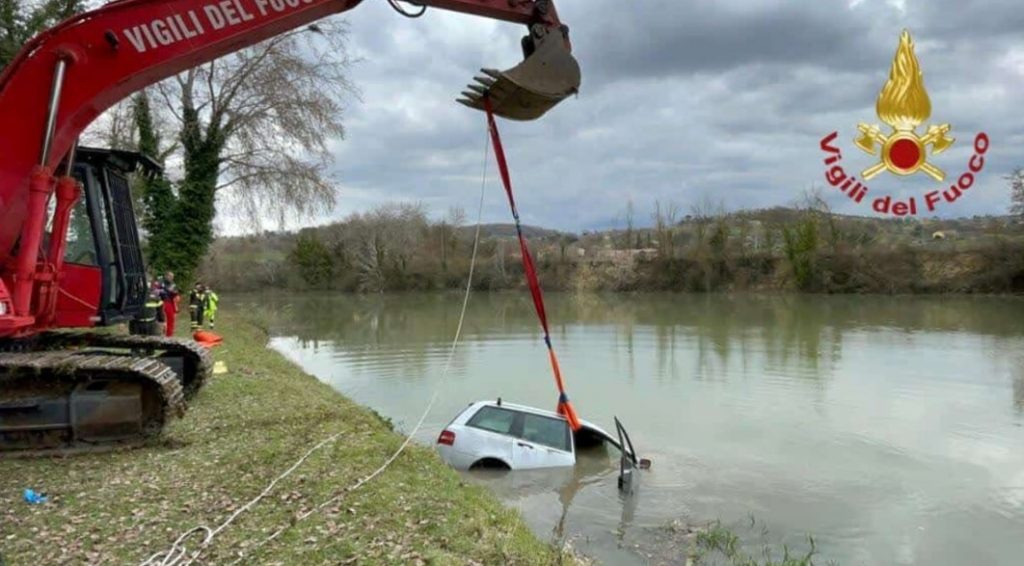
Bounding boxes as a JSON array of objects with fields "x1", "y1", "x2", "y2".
[{"x1": 0, "y1": 0, "x2": 580, "y2": 336}]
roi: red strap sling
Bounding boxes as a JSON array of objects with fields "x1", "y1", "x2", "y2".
[{"x1": 483, "y1": 97, "x2": 581, "y2": 431}]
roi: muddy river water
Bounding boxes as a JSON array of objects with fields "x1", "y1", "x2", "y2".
[{"x1": 252, "y1": 292, "x2": 1024, "y2": 565}]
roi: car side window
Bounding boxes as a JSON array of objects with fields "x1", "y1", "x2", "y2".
[
  {"x1": 519, "y1": 413, "x2": 571, "y2": 452},
  {"x1": 467, "y1": 406, "x2": 517, "y2": 436}
]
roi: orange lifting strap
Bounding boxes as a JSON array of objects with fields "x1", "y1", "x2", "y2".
[{"x1": 484, "y1": 97, "x2": 581, "y2": 432}]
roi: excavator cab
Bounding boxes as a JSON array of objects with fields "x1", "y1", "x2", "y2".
[{"x1": 55, "y1": 148, "x2": 153, "y2": 328}]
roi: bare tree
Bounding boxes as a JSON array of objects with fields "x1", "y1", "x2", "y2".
[
  {"x1": 689, "y1": 195, "x2": 721, "y2": 249},
  {"x1": 344, "y1": 203, "x2": 428, "y2": 290},
  {"x1": 85, "y1": 95, "x2": 179, "y2": 161},
  {"x1": 356, "y1": 237, "x2": 385, "y2": 293},
  {"x1": 493, "y1": 239, "x2": 507, "y2": 282},
  {"x1": 623, "y1": 199, "x2": 636, "y2": 250},
  {"x1": 85, "y1": 21, "x2": 357, "y2": 281},
  {"x1": 82, "y1": 100, "x2": 135, "y2": 150},
  {"x1": 154, "y1": 21, "x2": 355, "y2": 224},
  {"x1": 687, "y1": 196, "x2": 727, "y2": 291},
  {"x1": 801, "y1": 186, "x2": 840, "y2": 251},
  {"x1": 439, "y1": 205, "x2": 466, "y2": 272},
  {"x1": 1009, "y1": 168, "x2": 1024, "y2": 217},
  {"x1": 652, "y1": 200, "x2": 680, "y2": 259}
]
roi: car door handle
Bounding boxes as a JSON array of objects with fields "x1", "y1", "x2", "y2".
[{"x1": 516, "y1": 442, "x2": 534, "y2": 449}]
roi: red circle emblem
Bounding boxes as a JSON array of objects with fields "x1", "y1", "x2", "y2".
[{"x1": 889, "y1": 138, "x2": 921, "y2": 170}]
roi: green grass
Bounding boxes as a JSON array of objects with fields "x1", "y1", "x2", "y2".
[
  {"x1": 689, "y1": 520, "x2": 820, "y2": 566},
  {"x1": 0, "y1": 308, "x2": 577, "y2": 565}
]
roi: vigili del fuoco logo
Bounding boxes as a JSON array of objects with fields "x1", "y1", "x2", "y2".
[{"x1": 819, "y1": 30, "x2": 990, "y2": 217}]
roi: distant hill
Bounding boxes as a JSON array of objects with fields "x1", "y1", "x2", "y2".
[
  {"x1": 213, "y1": 207, "x2": 1021, "y2": 249},
  {"x1": 201, "y1": 204, "x2": 1024, "y2": 295},
  {"x1": 456, "y1": 223, "x2": 563, "y2": 239}
]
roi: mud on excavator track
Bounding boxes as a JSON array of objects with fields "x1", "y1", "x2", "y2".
[
  {"x1": 0, "y1": 334, "x2": 211, "y2": 455},
  {"x1": 36, "y1": 332, "x2": 212, "y2": 397}
]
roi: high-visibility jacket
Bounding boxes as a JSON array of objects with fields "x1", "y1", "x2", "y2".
[{"x1": 203, "y1": 291, "x2": 219, "y2": 320}]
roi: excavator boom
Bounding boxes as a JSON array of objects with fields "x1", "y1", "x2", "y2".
[
  {"x1": 0, "y1": 0, "x2": 579, "y2": 278},
  {"x1": 0, "y1": 0, "x2": 579, "y2": 454}
]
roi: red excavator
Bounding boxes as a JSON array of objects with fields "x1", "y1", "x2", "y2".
[{"x1": 0, "y1": 0, "x2": 580, "y2": 454}]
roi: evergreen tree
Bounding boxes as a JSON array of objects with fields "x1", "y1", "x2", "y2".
[
  {"x1": 132, "y1": 92, "x2": 181, "y2": 276},
  {"x1": 1, "y1": 0, "x2": 84, "y2": 69},
  {"x1": 289, "y1": 233, "x2": 334, "y2": 289},
  {"x1": 782, "y1": 217, "x2": 819, "y2": 291}
]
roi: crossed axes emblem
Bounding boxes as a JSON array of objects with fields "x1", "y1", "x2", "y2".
[{"x1": 855, "y1": 122, "x2": 955, "y2": 181}]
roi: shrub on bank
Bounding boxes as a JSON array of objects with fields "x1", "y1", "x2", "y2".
[{"x1": 199, "y1": 205, "x2": 1024, "y2": 295}]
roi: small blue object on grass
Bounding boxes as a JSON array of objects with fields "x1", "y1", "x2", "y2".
[{"x1": 23, "y1": 488, "x2": 47, "y2": 504}]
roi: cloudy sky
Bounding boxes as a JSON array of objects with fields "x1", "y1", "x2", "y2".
[{"x1": 224, "y1": 0, "x2": 1024, "y2": 233}]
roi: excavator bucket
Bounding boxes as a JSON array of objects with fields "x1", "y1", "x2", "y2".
[{"x1": 458, "y1": 29, "x2": 580, "y2": 121}]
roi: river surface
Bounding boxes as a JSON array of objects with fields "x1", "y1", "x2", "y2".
[{"x1": 248, "y1": 292, "x2": 1024, "y2": 565}]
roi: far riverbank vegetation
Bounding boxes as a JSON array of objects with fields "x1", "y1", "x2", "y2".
[{"x1": 200, "y1": 194, "x2": 1024, "y2": 295}]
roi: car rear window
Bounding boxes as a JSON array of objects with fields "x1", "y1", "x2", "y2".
[
  {"x1": 467, "y1": 406, "x2": 517, "y2": 435},
  {"x1": 520, "y1": 413, "x2": 571, "y2": 452}
]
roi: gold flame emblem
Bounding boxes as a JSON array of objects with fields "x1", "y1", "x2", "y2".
[{"x1": 856, "y1": 30, "x2": 954, "y2": 181}]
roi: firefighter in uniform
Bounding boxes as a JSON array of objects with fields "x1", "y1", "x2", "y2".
[
  {"x1": 189, "y1": 283, "x2": 206, "y2": 330},
  {"x1": 203, "y1": 286, "x2": 219, "y2": 329},
  {"x1": 131, "y1": 280, "x2": 165, "y2": 336},
  {"x1": 145, "y1": 282, "x2": 165, "y2": 335},
  {"x1": 158, "y1": 271, "x2": 179, "y2": 337}
]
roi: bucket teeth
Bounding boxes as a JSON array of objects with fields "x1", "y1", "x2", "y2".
[{"x1": 456, "y1": 30, "x2": 581, "y2": 121}]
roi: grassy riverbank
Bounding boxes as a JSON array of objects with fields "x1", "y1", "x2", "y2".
[{"x1": 0, "y1": 309, "x2": 576, "y2": 564}]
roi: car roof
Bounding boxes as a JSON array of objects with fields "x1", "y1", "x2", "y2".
[
  {"x1": 476, "y1": 400, "x2": 563, "y2": 419},
  {"x1": 471, "y1": 400, "x2": 614, "y2": 439}
]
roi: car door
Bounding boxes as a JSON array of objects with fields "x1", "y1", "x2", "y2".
[
  {"x1": 462, "y1": 405, "x2": 518, "y2": 467},
  {"x1": 512, "y1": 412, "x2": 575, "y2": 469}
]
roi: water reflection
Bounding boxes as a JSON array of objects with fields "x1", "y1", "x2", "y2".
[
  {"x1": 1013, "y1": 360, "x2": 1024, "y2": 414},
  {"x1": 468, "y1": 449, "x2": 619, "y2": 543},
  {"x1": 255, "y1": 293, "x2": 1024, "y2": 382},
  {"x1": 252, "y1": 292, "x2": 1024, "y2": 565}
]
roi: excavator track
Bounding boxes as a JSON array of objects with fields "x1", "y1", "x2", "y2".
[
  {"x1": 35, "y1": 332, "x2": 212, "y2": 397},
  {"x1": 0, "y1": 351, "x2": 185, "y2": 455},
  {"x1": 0, "y1": 333, "x2": 210, "y2": 455}
]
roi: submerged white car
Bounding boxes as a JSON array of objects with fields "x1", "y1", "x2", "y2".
[{"x1": 436, "y1": 399, "x2": 630, "y2": 471}]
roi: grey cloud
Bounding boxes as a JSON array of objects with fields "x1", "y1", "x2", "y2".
[
  {"x1": 228, "y1": 0, "x2": 1024, "y2": 235},
  {"x1": 573, "y1": 0, "x2": 899, "y2": 89},
  {"x1": 910, "y1": 0, "x2": 1024, "y2": 39}
]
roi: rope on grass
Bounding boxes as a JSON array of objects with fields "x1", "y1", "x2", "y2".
[
  {"x1": 140, "y1": 433, "x2": 343, "y2": 566},
  {"x1": 225, "y1": 127, "x2": 491, "y2": 565},
  {"x1": 141, "y1": 126, "x2": 490, "y2": 566}
]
